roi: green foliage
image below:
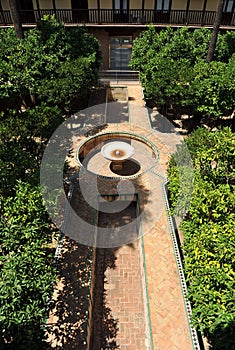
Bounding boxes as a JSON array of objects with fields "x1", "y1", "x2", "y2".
[
  {"x1": 37, "y1": 55, "x2": 97, "y2": 108},
  {"x1": 0, "y1": 16, "x2": 101, "y2": 109},
  {"x1": 214, "y1": 30, "x2": 235, "y2": 62},
  {"x1": 181, "y1": 181, "x2": 235, "y2": 349},
  {"x1": 0, "y1": 105, "x2": 63, "y2": 194},
  {"x1": 0, "y1": 181, "x2": 57, "y2": 348},
  {"x1": 0, "y1": 16, "x2": 101, "y2": 192},
  {"x1": 192, "y1": 59, "x2": 235, "y2": 117},
  {"x1": 131, "y1": 26, "x2": 235, "y2": 119},
  {"x1": 0, "y1": 17, "x2": 98, "y2": 347},
  {"x1": 167, "y1": 128, "x2": 235, "y2": 348}
]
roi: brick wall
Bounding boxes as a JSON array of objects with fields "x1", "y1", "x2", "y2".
[{"x1": 88, "y1": 28, "x2": 110, "y2": 70}]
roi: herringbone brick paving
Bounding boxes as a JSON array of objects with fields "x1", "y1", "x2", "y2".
[
  {"x1": 47, "y1": 84, "x2": 196, "y2": 350},
  {"x1": 128, "y1": 85, "x2": 194, "y2": 349},
  {"x1": 105, "y1": 242, "x2": 147, "y2": 350}
]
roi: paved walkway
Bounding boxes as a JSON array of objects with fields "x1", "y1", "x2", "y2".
[
  {"x1": 47, "y1": 83, "x2": 200, "y2": 350},
  {"x1": 102, "y1": 243, "x2": 147, "y2": 350},
  {"x1": 128, "y1": 85, "x2": 195, "y2": 349}
]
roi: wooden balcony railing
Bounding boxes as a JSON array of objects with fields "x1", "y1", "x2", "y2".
[{"x1": 1, "y1": 9, "x2": 235, "y2": 27}]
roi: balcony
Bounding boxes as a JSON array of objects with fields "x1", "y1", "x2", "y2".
[{"x1": 1, "y1": 9, "x2": 235, "y2": 28}]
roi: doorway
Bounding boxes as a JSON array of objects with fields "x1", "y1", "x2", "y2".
[
  {"x1": 113, "y1": 0, "x2": 129, "y2": 23},
  {"x1": 109, "y1": 36, "x2": 132, "y2": 70},
  {"x1": 19, "y1": 0, "x2": 35, "y2": 23},
  {"x1": 71, "y1": 0, "x2": 88, "y2": 22},
  {"x1": 154, "y1": 0, "x2": 171, "y2": 23}
]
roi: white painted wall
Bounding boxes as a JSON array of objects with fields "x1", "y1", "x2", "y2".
[
  {"x1": 130, "y1": 0, "x2": 142, "y2": 9},
  {"x1": 144, "y1": 0, "x2": 154, "y2": 10},
  {"x1": 88, "y1": 0, "x2": 98, "y2": 9},
  {"x1": 100, "y1": 0, "x2": 112, "y2": 9},
  {"x1": 1, "y1": 0, "x2": 9, "y2": 11},
  {"x1": 172, "y1": 0, "x2": 187, "y2": 10}
]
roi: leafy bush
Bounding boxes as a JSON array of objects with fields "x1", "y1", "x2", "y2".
[
  {"x1": 0, "y1": 17, "x2": 99, "y2": 347},
  {"x1": 0, "y1": 181, "x2": 57, "y2": 348},
  {"x1": 131, "y1": 26, "x2": 235, "y2": 119},
  {"x1": 167, "y1": 128, "x2": 235, "y2": 349}
]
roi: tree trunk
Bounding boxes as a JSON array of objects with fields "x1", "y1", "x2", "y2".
[
  {"x1": 8, "y1": 0, "x2": 24, "y2": 39},
  {"x1": 206, "y1": 0, "x2": 224, "y2": 62},
  {"x1": 232, "y1": 113, "x2": 235, "y2": 132}
]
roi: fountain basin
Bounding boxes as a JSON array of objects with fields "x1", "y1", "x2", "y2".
[
  {"x1": 76, "y1": 130, "x2": 159, "y2": 179},
  {"x1": 101, "y1": 141, "x2": 134, "y2": 161}
]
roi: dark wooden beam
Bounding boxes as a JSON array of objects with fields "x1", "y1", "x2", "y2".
[
  {"x1": 186, "y1": 0, "x2": 190, "y2": 12},
  {"x1": 202, "y1": 0, "x2": 207, "y2": 24},
  {"x1": 142, "y1": 0, "x2": 145, "y2": 19},
  {"x1": 52, "y1": 0, "x2": 57, "y2": 19},
  {"x1": 185, "y1": 0, "x2": 190, "y2": 22},
  {"x1": 97, "y1": 0, "x2": 100, "y2": 23},
  {"x1": 0, "y1": 1, "x2": 6, "y2": 25},
  {"x1": 35, "y1": 0, "x2": 41, "y2": 20},
  {"x1": 203, "y1": 0, "x2": 207, "y2": 11},
  {"x1": 169, "y1": 0, "x2": 172, "y2": 11},
  {"x1": 52, "y1": 0, "x2": 56, "y2": 12}
]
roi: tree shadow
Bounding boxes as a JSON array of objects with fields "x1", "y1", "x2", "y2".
[
  {"x1": 47, "y1": 174, "x2": 151, "y2": 349},
  {"x1": 89, "y1": 248, "x2": 120, "y2": 350},
  {"x1": 205, "y1": 323, "x2": 235, "y2": 350},
  {"x1": 65, "y1": 172, "x2": 151, "y2": 248},
  {"x1": 1, "y1": 323, "x2": 50, "y2": 350},
  {"x1": 150, "y1": 110, "x2": 176, "y2": 133},
  {"x1": 46, "y1": 238, "x2": 94, "y2": 349},
  {"x1": 148, "y1": 103, "x2": 234, "y2": 135},
  {"x1": 45, "y1": 236, "x2": 121, "y2": 349}
]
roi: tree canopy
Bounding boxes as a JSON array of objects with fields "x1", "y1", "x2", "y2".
[
  {"x1": 0, "y1": 182, "x2": 57, "y2": 349},
  {"x1": 0, "y1": 16, "x2": 101, "y2": 110},
  {"x1": 0, "y1": 17, "x2": 101, "y2": 347},
  {"x1": 130, "y1": 26, "x2": 235, "y2": 122}
]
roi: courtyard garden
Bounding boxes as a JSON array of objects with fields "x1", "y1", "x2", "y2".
[{"x1": 0, "y1": 16, "x2": 235, "y2": 349}]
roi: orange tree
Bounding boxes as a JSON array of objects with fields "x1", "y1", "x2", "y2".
[
  {"x1": 0, "y1": 16, "x2": 101, "y2": 111},
  {"x1": 130, "y1": 26, "x2": 235, "y2": 124},
  {"x1": 0, "y1": 16, "x2": 101, "y2": 347},
  {"x1": 167, "y1": 127, "x2": 235, "y2": 349},
  {"x1": 0, "y1": 181, "x2": 58, "y2": 349}
]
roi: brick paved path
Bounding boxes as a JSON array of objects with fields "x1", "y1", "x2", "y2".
[
  {"x1": 127, "y1": 85, "x2": 195, "y2": 349},
  {"x1": 47, "y1": 84, "x2": 199, "y2": 350},
  {"x1": 96, "y1": 203, "x2": 148, "y2": 350},
  {"x1": 105, "y1": 242, "x2": 147, "y2": 350}
]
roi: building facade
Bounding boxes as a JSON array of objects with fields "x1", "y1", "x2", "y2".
[{"x1": 1, "y1": 0, "x2": 235, "y2": 69}]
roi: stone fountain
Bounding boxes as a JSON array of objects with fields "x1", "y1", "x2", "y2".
[{"x1": 101, "y1": 141, "x2": 134, "y2": 172}]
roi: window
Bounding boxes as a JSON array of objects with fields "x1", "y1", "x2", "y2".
[
  {"x1": 223, "y1": 0, "x2": 235, "y2": 12},
  {"x1": 109, "y1": 37, "x2": 132, "y2": 70},
  {"x1": 155, "y1": 0, "x2": 171, "y2": 11},
  {"x1": 114, "y1": 0, "x2": 128, "y2": 14}
]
